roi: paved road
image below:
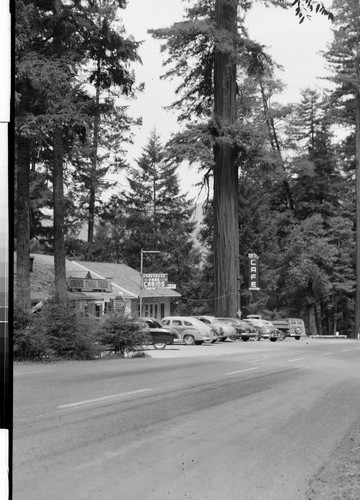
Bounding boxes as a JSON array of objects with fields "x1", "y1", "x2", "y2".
[{"x1": 13, "y1": 338, "x2": 360, "y2": 500}]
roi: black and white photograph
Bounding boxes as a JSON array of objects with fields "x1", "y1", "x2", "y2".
[{"x1": 12, "y1": 1, "x2": 360, "y2": 499}]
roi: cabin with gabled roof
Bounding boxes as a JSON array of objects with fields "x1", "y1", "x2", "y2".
[{"x1": 16, "y1": 254, "x2": 181, "y2": 319}]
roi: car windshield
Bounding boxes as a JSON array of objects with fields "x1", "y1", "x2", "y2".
[{"x1": 148, "y1": 319, "x2": 161, "y2": 328}]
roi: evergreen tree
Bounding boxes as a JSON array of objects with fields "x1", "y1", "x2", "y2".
[
  {"x1": 322, "y1": 0, "x2": 360, "y2": 337},
  {"x1": 15, "y1": 0, "x2": 141, "y2": 306},
  {"x1": 75, "y1": 0, "x2": 141, "y2": 244},
  {"x1": 288, "y1": 89, "x2": 345, "y2": 220},
  {"x1": 97, "y1": 130, "x2": 202, "y2": 308},
  {"x1": 150, "y1": 0, "x2": 332, "y2": 317},
  {"x1": 150, "y1": 0, "x2": 279, "y2": 316},
  {"x1": 15, "y1": 0, "x2": 87, "y2": 305},
  {"x1": 275, "y1": 88, "x2": 355, "y2": 334}
]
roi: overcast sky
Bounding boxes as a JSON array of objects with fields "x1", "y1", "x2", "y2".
[{"x1": 116, "y1": 0, "x2": 334, "y2": 200}]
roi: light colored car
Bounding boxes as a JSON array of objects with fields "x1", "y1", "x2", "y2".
[
  {"x1": 193, "y1": 315, "x2": 238, "y2": 341},
  {"x1": 216, "y1": 317, "x2": 259, "y2": 341},
  {"x1": 160, "y1": 316, "x2": 219, "y2": 345}
]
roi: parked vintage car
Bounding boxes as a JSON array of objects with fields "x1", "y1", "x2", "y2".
[
  {"x1": 160, "y1": 316, "x2": 219, "y2": 345},
  {"x1": 270, "y1": 318, "x2": 306, "y2": 339},
  {"x1": 136, "y1": 317, "x2": 179, "y2": 349},
  {"x1": 193, "y1": 315, "x2": 239, "y2": 341},
  {"x1": 243, "y1": 317, "x2": 281, "y2": 342},
  {"x1": 216, "y1": 317, "x2": 259, "y2": 341}
]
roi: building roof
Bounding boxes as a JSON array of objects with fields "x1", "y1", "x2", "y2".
[
  {"x1": 24, "y1": 254, "x2": 180, "y2": 301},
  {"x1": 71, "y1": 259, "x2": 180, "y2": 299}
]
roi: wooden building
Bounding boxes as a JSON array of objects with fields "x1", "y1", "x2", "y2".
[{"x1": 18, "y1": 254, "x2": 181, "y2": 319}]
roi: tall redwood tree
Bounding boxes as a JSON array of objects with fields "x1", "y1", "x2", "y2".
[{"x1": 213, "y1": 0, "x2": 239, "y2": 316}]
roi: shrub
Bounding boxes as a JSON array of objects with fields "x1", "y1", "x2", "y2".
[
  {"x1": 13, "y1": 305, "x2": 51, "y2": 361},
  {"x1": 97, "y1": 313, "x2": 151, "y2": 355},
  {"x1": 14, "y1": 299, "x2": 100, "y2": 361},
  {"x1": 35, "y1": 300, "x2": 101, "y2": 360}
]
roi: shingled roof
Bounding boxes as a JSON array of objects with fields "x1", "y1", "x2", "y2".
[
  {"x1": 23, "y1": 254, "x2": 180, "y2": 301},
  {"x1": 70, "y1": 260, "x2": 180, "y2": 299}
]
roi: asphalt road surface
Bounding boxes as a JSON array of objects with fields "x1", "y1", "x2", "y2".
[{"x1": 13, "y1": 338, "x2": 360, "y2": 500}]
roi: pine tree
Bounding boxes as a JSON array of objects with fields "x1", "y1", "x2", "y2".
[
  {"x1": 76, "y1": 0, "x2": 141, "y2": 244},
  {"x1": 277, "y1": 89, "x2": 355, "y2": 334},
  {"x1": 150, "y1": 0, "x2": 273, "y2": 316},
  {"x1": 15, "y1": 0, "x2": 141, "y2": 306},
  {"x1": 322, "y1": 0, "x2": 360, "y2": 336},
  {"x1": 15, "y1": 0, "x2": 86, "y2": 305},
  {"x1": 121, "y1": 131, "x2": 201, "y2": 304}
]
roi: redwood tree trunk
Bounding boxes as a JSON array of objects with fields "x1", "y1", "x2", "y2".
[
  {"x1": 16, "y1": 135, "x2": 31, "y2": 310},
  {"x1": 213, "y1": 0, "x2": 239, "y2": 317},
  {"x1": 88, "y1": 63, "x2": 101, "y2": 244},
  {"x1": 87, "y1": 107, "x2": 99, "y2": 243},
  {"x1": 53, "y1": 126, "x2": 67, "y2": 304},
  {"x1": 308, "y1": 304, "x2": 317, "y2": 336}
]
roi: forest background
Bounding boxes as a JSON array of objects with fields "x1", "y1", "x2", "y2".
[{"x1": 14, "y1": 0, "x2": 360, "y2": 337}]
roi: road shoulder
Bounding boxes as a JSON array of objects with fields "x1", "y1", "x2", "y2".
[{"x1": 307, "y1": 418, "x2": 360, "y2": 499}]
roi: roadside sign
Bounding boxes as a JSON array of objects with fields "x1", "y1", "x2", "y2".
[
  {"x1": 143, "y1": 273, "x2": 168, "y2": 288},
  {"x1": 248, "y1": 253, "x2": 260, "y2": 291}
]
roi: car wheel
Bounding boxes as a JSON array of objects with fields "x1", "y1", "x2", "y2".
[
  {"x1": 295, "y1": 336, "x2": 301, "y2": 340},
  {"x1": 153, "y1": 343, "x2": 167, "y2": 350},
  {"x1": 183, "y1": 335, "x2": 195, "y2": 345},
  {"x1": 242, "y1": 336, "x2": 249, "y2": 342},
  {"x1": 270, "y1": 337, "x2": 277, "y2": 342},
  {"x1": 195, "y1": 341, "x2": 204, "y2": 345}
]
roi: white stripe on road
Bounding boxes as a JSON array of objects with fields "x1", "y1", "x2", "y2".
[
  {"x1": 287, "y1": 358, "x2": 304, "y2": 362},
  {"x1": 225, "y1": 367, "x2": 258, "y2": 375},
  {"x1": 57, "y1": 388, "x2": 153, "y2": 409},
  {"x1": 321, "y1": 353, "x2": 332, "y2": 356}
]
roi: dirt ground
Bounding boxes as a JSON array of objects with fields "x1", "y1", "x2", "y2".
[{"x1": 307, "y1": 420, "x2": 360, "y2": 499}]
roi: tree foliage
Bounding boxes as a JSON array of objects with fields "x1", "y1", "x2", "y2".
[
  {"x1": 15, "y1": 0, "x2": 360, "y2": 339},
  {"x1": 97, "y1": 313, "x2": 150, "y2": 356},
  {"x1": 93, "y1": 130, "x2": 202, "y2": 311},
  {"x1": 15, "y1": 0, "x2": 142, "y2": 307}
]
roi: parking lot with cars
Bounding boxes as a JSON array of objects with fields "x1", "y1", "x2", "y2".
[
  {"x1": 139, "y1": 315, "x2": 308, "y2": 349},
  {"x1": 160, "y1": 316, "x2": 220, "y2": 344}
]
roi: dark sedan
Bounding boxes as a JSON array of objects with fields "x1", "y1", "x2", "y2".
[{"x1": 137, "y1": 317, "x2": 179, "y2": 349}]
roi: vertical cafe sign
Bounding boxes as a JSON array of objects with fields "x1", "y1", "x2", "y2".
[{"x1": 248, "y1": 253, "x2": 260, "y2": 291}]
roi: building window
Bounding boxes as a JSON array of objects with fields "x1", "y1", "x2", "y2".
[{"x1": 95, "y1": 303, "x2": 102, "y2": 317}]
